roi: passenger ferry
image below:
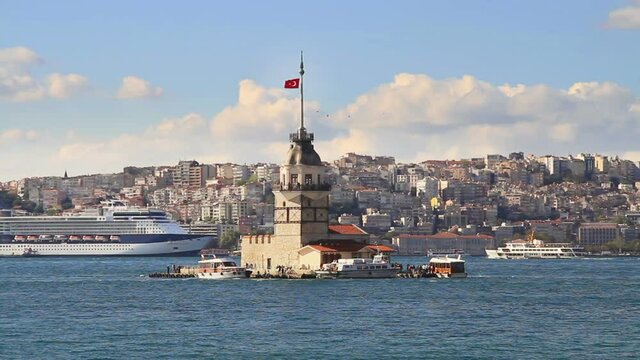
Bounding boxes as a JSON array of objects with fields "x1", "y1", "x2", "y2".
[
  {"x1": 424, "y1": 255, "x2": 467, "y2": 278},
  {"x1": 0, "y1": 201, "x2": 214, "y2": 256},
  {"x1": 316, "y1": 254, "x2": 400, "y2": 279},
  {"x1": 485, "y1": 239, "x2": 578, "y2": 259}
]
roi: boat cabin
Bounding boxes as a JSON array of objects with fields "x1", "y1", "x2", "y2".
[{"x1": 427, "y1": 255, "x2": 467, "y2": 278}]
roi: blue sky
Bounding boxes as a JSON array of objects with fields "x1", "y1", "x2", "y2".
[{"x1": 1, "y1": 1, "x2": 640, "y2": 180}]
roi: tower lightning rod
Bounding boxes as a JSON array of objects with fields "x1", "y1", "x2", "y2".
[{"x1": 300, "y1": 50, "x2": 305, "y2": 131}]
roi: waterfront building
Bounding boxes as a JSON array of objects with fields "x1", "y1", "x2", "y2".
[
  {"x1": 577, "y1": 223, "x2": 618, "y2": 246},
  {"x1": 391, "y1": 232, "x2": 495, "y2": 256}
]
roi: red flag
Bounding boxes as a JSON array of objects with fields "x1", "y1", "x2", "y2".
[{"x1": 284, "y1": 78, "x2": 300, "y2": 89}]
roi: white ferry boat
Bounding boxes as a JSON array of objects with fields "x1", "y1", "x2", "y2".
[
  {"x1": 194, "y1": 252, "x2": 250, "y2": 279},
  {"x1": 485, "y1": 239, "x2": 578, "y2": 259},
  {"x1": 316, "y1": 254, "x2": 399, "y2": 279},
  {"x1": 0, "y1": 201, "x2": 214, "y2": 256},
  {"x1": 423, "y1": 255, "x2": 467, "y2": 278}
]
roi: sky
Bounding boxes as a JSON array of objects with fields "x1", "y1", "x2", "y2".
[{"x1": 1, "y1": 0, "x2": 640, "y2": 181}]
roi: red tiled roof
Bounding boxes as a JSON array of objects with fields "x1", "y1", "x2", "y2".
[
  {"x1": 367, "y1": 245, "x2": 396, "y2": 252},
  {"x1": 460, "y1": 234, "x2": 494, "y2": 239},
  {"x1": 398, "y1": 232, "x2": 493, "y2": 240},
  {"x1": 428, "y1": 232, "x2": 458, "y2": 239},
  {"x1": 308, "y1": 245, "x2": 338, "y2": 252},
  {"x1": 328, "y1": 224, "x2": 368, "y2": 235},
  {"x1": 306, "y1": 240, "x2": 373, "y2": 253}
]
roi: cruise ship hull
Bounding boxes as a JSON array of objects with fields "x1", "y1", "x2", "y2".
[{"x1": 0, "y1": 235, "x2": 214, "y2": 256}]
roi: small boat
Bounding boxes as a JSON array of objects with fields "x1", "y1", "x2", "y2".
[
  {"x1": 316, "y1": 254, "x2": 400, "y2": 279},
  {"x1": 82, "y1": 235, "x2": 95, "y2": 241},
  {"x1": 54, "y1": 235, "x2": 69, "y2": 241},
  {"x1": 195, "y1": 253, "x2": 250, "y2": 279},
  {"x1": 26, "y1": 235, "x2": 38, "y2": 241},
  {"x1": 95, "y1": 235, "x2": 107, "y2": 241},
  {"x1": 68, "y1": 235, "x2": 81, "y2": 241},
  {"x1": 423, "y1": 255, "x2": 467, "y2": 278},
  {"x1": 109, "y1": 235, "x2": 121, "y2": 241},
  {"x1": 22, "y1": 248, "x2": 39, "y2": 257},
  {"x1": 38, "y1": 235, "x2": 53, "y2": 241},
  {"x1": 14, "y1": 235, "x2": 26, "y2": 241}
]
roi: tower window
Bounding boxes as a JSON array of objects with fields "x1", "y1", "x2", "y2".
[
  {"x1": 291, "y1": 174, "x2": 298, "y2": 185},
  {"x1": 305, "y1": 174, "x2": 313, "y2": 185}
]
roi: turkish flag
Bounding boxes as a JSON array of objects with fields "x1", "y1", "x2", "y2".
[{"x1": 284, "y1": 78, "x2": 300, "y2": 88}]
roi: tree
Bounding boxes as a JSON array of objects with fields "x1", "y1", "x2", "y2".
[
  {"x1": 61, "y1": 197, "x2": 74, "y2": 210},
  {"x1": 218, "y1": 230, "x2": 241, "y2": 250},
  {"x1": 382, "y1": 230, "x2": 398, "y2": 240},
  {"x1": 33, "y1": 204, "x2": 44, "y2": 214}
]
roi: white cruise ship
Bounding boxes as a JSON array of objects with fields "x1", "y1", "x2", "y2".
[
  {"x1": 485, "y1": 239, "x2": 578, "y2": 259},
  {"x1": 0, "y1": 201, "x2": 214, "y2": 256}
]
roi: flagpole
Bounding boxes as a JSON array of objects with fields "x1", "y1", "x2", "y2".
[{"x1": 299, "y1": 50, "x2": 305, "y2": 131}]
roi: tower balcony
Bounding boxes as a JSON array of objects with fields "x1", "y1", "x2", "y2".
[
  {"x1": 274, "y1": 183, "x2": 331, "y2": 192},
  {"x1": 290, "y1": 132, "x2": 314, "y2": 142}
]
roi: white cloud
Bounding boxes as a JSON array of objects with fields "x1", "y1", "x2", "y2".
[
  {"x1": 3, "y1": 73, "x2": 640, "y2": 181},
  {"x1": 116, "y1": 76, "x2": 163, "y2": 99},
  {"x1": 46, "y1": 73, "x2": 88, "y2": 99},
  {"x1": 210, "y1": 79, "x2": 319, "y2": 142},
  {"x1": 605, "y1": 2, "x2": 640, "y2": 29},
  {"x1": 0, "y1": 46, "x2": 88, "y2": 102},
  {"x1": 0, "y1": 46, "x2": 40, "y2": 65},
  {"x1": 0, "y1": 128, "x2": 38, "y2": 145},
  {"x1": 48, "y1": 113, "x2": 213, "y2": 175},
  {"x1": 322, "y1": 73, "x2": 640, "y2": 162}
]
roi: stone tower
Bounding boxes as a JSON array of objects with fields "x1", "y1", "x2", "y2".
[
  {"x1": 241, "y1": 54, "x2": 331, "y2": 272},
  {"x1": 274, "y1": 126, "x2": 330, "y2": 246}
]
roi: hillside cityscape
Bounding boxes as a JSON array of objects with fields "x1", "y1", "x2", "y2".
[{"x1": 3, "y1": 151, "x2": 640, "y2": 254}]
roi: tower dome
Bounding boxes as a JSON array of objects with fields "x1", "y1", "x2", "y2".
[{"x1": 285, "y1": 139, "x2": 322, "y2": 166}]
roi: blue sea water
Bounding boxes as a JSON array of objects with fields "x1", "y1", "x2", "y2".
[{"x1": 1, "y1": 256, "x2": 639, "y2": 359}]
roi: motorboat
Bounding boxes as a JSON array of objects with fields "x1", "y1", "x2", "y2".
[
  {"x1": 423, "y1": 255, "x2": 467, "y2": 278},
  {"x1": 22, "y1": 248, "x2": 39, "y2": 257},
  {"x1": 316, "y1": 254, "x2": 399, "y2": 279},
  {"x1": 195, "y1": 253, "x2": 250, "y2": 279}
]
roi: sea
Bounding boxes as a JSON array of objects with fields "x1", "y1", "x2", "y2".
[{"x1": 1, "y1": 256, "x2": 639, "y2": 359}]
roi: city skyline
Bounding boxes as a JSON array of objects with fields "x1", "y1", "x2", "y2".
[{"x1": 2, "y1": 1, "x2": 640, "y2": 181}]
